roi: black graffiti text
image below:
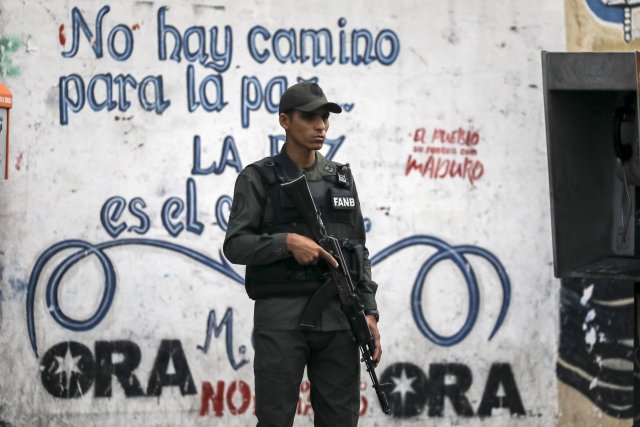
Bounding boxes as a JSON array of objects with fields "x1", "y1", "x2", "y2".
[
  {"x1": 40, "y1": 340, "x2": 196, "y2": 398},
  {"x1": 380, "y1": 362, "x2": 525, "y2": 418}
]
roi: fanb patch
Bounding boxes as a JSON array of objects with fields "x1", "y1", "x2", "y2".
[
  {"x1": 329, "y1": 187, "x2": 355, "y2": 211},
  {"x1": 331, "y1": 196, "x2": 356, "y2": 209}
]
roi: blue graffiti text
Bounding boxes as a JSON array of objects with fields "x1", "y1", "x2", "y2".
[
  {"x1": 187, "y1": 66, "x2": 227, "y2": 112},
  {"x1": 59, "y1": 73, "x2": 170, "y2": 125},
  {"x1": 241, "y1": 75, "x2": 287, "y2": 128},
  {"x1": 247, "y1": 18, "x2": 400, "y2": 66},
  {"x1": 100, "y1": 178, "x2": 204, "y2": 238},
  {"x1": 197, "y1": 307, "x2": 249, "y2": 370},
  {"x1": 191, "y1": 134, "x2": 243, "y2": 175},
  {"x1": 157, "y1": 6, "x2": 233, "y2": 73},
  {"x1": 62, "y1": 6, "x2": 134, "y2": 61}
]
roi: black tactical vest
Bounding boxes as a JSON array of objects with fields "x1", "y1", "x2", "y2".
[{"x1": 244, "y1": 152, "x2": 365, "y2": 299}]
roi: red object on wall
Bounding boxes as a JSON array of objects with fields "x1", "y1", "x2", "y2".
[{"x1": 0, "y1": 83, "x2": 13, "y2": 179}]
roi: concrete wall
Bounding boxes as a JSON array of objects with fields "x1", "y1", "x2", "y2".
[{"x1": 0, "y1": 1, "x2": 630, "y2": 426}]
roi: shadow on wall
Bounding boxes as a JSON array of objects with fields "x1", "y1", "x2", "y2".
[{"x1": 557, "y1": 278, "x2": 634, "y2": 421}]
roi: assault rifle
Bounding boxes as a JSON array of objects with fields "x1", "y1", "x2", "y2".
[{"x1": 280, "y1": 174, "x2": 390, "y2": 415}]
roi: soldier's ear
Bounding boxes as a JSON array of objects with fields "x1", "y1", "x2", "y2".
[{"x1": 279, "y1": 112, "x2": 290, "y2": 130}]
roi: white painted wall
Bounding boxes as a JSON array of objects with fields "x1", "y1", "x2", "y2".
[{"x1": 0, "y1": 1, "x2": 565, "y2": 425}]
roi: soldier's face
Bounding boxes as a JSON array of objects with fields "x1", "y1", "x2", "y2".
[{"x1": 280, "y1": 109, "x2": 330, "y2": 151}]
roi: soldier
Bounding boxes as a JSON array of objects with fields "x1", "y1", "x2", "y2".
[{"x1": 224, "y1": 82, "x2": 381, "y2": 427}]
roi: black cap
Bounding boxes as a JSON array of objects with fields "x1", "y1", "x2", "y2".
[{"x1": 278, "y1": 82, "x2": 342, "y2": 114}]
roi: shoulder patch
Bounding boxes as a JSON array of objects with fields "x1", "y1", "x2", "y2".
[
  {"x1": 252, "y1": 155, "x2": 277, "y2": 168},
  {"x1": 323, "y1": 164, "x2": 335, "y2": 174}
]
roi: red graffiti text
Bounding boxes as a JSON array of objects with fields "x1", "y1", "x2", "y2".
[
  {"x1": 404, "y1": 154, "x2": 484, "y2": 185},
  {"x1": 413, "y1": 127, "x2": 480, "y2": 146},
  {"x1": 200, "y1": 380, "x2": 370, "y2": 418}
]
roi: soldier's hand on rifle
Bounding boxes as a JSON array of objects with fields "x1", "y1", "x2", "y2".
[
  {"x1": 286, "y1": 233, "x2": 339, "y2": 268},
  {"x1": 366, "y1": 314, "x2": 382, "y2": 366}
]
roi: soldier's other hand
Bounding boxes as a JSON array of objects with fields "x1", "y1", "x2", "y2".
[
  {"x1": 366, "y1": 314, "x2": 382, "y2": 366},
  {"x1": 286, "y1": 233, "x2": 338, "y2": 268}
]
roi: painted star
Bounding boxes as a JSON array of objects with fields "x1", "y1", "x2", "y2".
[
  {"x1": 390, "y1": 368, "x2": 417, "y2": 405},
  {"x1": 54, "y1": 346, "x2": 83, "y2": 391}
]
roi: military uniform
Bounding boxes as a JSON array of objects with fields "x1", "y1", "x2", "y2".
[{"x1": 223, "y1": 147, "x2": 379, "y2": 427}]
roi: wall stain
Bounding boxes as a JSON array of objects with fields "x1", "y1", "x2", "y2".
[
  {"x1": 58, "y1": 24, "x2": 66, "y2": 46},
  {"x1": 15, "y1": 152, "x2": 23, "y2": 171},
  {"x1": 0, "y1": 36, "x2": 22, "y2": 77}
]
